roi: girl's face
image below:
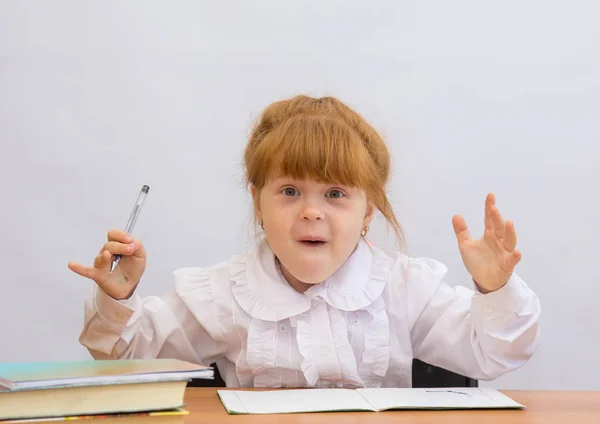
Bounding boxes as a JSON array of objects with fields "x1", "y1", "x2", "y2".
[{"x1": 252, "y1": 177, "x2": 374, "y2": 293}]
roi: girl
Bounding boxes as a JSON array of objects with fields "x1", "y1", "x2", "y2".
[{"x1": 69, "y1": 95, "x2": 540, "y2": 388}]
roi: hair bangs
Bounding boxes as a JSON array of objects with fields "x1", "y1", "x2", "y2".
[{"x1": 251, "y1": 115, "x2": 376, "y2": 189}]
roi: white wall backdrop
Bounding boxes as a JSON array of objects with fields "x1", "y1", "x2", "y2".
[{"x1": 1, "y1": 0, "x2": 599, "y2": 390}]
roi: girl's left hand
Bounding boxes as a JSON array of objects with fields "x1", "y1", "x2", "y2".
[{"x1": 452, "y1": 193, "x2": 522, "y2": 293}]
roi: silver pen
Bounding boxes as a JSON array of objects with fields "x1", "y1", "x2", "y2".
[{"x1": 110, "y1": 185, "x2": 150, "y2": 274}]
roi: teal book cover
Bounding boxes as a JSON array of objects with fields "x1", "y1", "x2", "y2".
[{"x1": 0, "y1": 359, "x2": 212, "y2": 392}]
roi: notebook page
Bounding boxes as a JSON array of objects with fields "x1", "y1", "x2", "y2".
[
  {"x1": 217, "y1": 389, "x2": 376, "y2": 414},
  {"x1": 355, "y1": 388, "x2": 525, "y2": 410}
]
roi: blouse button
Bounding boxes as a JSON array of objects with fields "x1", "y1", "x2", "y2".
[
  {"x1": 278, "y1": 324, "x2": 288, "y2": 332},
  {"x1": 351, "y1": 317, "x2": 360, "y2": 325}
]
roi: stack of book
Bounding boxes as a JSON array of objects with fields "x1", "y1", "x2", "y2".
[{"x1": 0, "y1": 358, "x2": 213, "y2": 422}]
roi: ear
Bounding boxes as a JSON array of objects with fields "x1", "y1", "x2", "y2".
[
  {"x1": 363, "y1": 202, "x2": 376, "y2": 228},
  {"x1": 250, "y1": 185, "x2": 262, "y2": 222}
]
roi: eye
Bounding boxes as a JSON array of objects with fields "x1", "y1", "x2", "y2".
[
  {"x1": 326, "y1": 189, "x2": 345, "y2": 199},
  {"x1": 282, "y1": 187, "x2": 299, "y2": 196}
]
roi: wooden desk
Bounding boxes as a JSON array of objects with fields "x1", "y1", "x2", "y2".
[{"x1": 181, "y1": 388, "x2": 600, "y2": 423}]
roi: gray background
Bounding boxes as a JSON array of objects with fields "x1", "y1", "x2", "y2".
[{"x1": 1, "y1": 0, "x2": 598, "y2": 390}]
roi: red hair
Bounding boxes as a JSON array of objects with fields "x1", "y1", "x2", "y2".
[{"x1": 244, "y1": 95, "x2": 403, "y2": 246}]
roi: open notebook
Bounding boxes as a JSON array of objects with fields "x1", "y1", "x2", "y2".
[{"x1": 217, "y1": 388, "x2": 525, "y2": 414}]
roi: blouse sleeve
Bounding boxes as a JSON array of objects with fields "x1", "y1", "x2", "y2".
[
  {"x1": 404, "y1": 257, "x2": 541, "y2": 380},
  {"x1": 79, "y1": 267, "x2": 229, "y2": 367}
]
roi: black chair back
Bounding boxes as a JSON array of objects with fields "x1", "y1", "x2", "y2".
[{"x1": 411, "y1": 359, "x2": 478, "y2": 387}]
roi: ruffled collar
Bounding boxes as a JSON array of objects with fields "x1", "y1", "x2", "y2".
[
  {"x1": 230, "y1": 238, "x2": 390, "y2": 321},
  {"x1": 303, "y1": 239, "x2": 389, "y2": 311}
]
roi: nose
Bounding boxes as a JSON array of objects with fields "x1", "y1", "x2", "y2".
[{"x1": 300, "y1": 199, "x2": 325, "y2": 221}]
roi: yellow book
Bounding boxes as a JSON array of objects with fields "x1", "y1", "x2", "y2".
[{"x1": 0, "y1": 408, "x2": 189, "y2": 423}]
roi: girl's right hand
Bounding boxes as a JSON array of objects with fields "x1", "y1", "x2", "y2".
[{"x1": 68, "y1": 229, "x2": 147, "y2": 300}]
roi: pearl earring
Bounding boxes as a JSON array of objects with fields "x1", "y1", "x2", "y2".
[{"x1": 360, "y1": 226, "x2": 369, "y2": 237}]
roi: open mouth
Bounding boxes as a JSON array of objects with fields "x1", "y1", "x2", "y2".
[{"x1": 299, "y1": 239, "x2": 327, "y2": 246}]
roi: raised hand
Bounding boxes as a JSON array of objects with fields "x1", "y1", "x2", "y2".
[
  {"x1": 68, "y1": 229, "x2": 147, "y2": 300},
  {"x1": 452, "y1": 193, "x2": 522, "y2": 293}
]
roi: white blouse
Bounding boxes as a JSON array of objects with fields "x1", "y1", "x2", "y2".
[{"x1": 79, "y1": 238, "x2": 540, "y2": 388}]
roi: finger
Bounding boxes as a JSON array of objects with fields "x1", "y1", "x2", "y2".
[
  {"x1": 484, "y1": 193, "x2": 495, "y2": 230},
  {"x1": 68, "y1": 261, "x2": 99, "y2": 280},
  {"x1": 107, "y1": 229, "x2": 134, "y2": 243},
  {"x1": 131, "y1": 238, "x2": 146, "y2": 258},
  {"x1": 490, "y1": 205, "x2": 505, "y2": 239},
  {"x1": 503, "y1": 220, "x2": 517, "y2": 251},
  {"x1": 506, "y1": 249, "x2": 522, "y2": 269},
  {"x1": 100, "y1": 241, "x2": 136, "y2": 256},
  {"x1": 93, "y1": 250, "x2": 112, "y2": 268},
  {"x1": 452, "y1": 215, "x2": 472, "y2": 244}
]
